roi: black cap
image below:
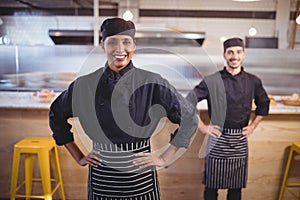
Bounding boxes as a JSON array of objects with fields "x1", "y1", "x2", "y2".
[
  {"x1": 100, "y1": 17, "x2": 136, "y2": 42},
  {"x1": 223, "y1": 37, "x2": 244, "y2": 52}
]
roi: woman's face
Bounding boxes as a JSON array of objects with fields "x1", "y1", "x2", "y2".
[{"x1": 102, "y1": 35, "x2": 136, "y2": 74}]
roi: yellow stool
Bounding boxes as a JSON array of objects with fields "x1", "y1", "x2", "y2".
[
  {"x1": 279, "y1": 142, "x2": 300, "y2": 200},
  {"x1": 10, "y1": 137, "x2": 66, "y2": 200}
]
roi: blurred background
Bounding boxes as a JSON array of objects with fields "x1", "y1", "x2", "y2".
[
  {"x1": 0, "y1": 0, "x2": 299, "y2": 94},
  {"x1": 1, "y1": 1, "x2": 300, "y2": 200}
]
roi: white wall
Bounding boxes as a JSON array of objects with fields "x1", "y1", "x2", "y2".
[
  {"x1": 0, "y1": 0, "x2": 299, "y2": 49},
  {"x1": 138, "y1": 0, "x2": 294, "y2": 49}
]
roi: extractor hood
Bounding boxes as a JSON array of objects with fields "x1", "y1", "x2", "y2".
[{"x1": 48, "y1": 29, "x2": 205, "y2": 46}]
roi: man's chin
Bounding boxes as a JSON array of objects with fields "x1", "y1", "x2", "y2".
[
  {"x1": 229, "y1": 65, "x2": 239, "y2": 69},
  {"x1": 228, "y1": 64, "x2": 241, "y2": 69}
]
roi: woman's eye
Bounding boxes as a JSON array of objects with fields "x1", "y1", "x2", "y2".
[
  {"x1": 106, "y1": 38, "x2": 133, "y2": 46},
  {"x1": 108, "y1": 41, "x2": 117, "y2": 45}
]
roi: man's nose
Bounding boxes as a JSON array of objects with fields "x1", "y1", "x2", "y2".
[{"x1": 232, "y1": 52, "x2": 238, "y2": 58}]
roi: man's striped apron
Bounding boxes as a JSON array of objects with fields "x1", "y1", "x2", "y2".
[
  {"x1": 88, "y1": 139, "x2": 160, "y2": 200},
  {"x1": 203, "y1": 128, "x2": 248, "y2": 189}
]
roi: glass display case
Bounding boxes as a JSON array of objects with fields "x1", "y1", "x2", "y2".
[
  {"x1": 0, "y1": 44, "x2": 205, "y2": 93},
  {"x1": 0, "y1": 44, "x2": 300, "y2": 96}
]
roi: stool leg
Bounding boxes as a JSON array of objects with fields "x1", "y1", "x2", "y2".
[
  {"x1": 279, "y1": 146, "x2": 294, "y2": 200},
  {"x1": 52, "y1": 147, "x2": 66, "y2": 200},
  {"x1": 38, "y1": 150, "x2": 52, "y2": 200},
  {"x1": 24, "y1": 154, "x2": 34, "y2": 200},
  {"x1": 10, "y1": 149, "x2": 20, "y2": 200}
]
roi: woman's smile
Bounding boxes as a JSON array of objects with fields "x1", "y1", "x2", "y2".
[{"x1": 114, "y1": 54, "x2": 127, "y2": 61}]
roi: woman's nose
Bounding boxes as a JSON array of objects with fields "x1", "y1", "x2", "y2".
[{"x1": 116, "y1": 41, "x2": 125, "y2": 51}]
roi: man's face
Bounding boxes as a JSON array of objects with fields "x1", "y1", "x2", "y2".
[
  {"x1": 102, "y1": 35, "x2": 136, "y2": 73},
  {"x1": 223, "y1": 46, "x2": 245, "y2": 70}
]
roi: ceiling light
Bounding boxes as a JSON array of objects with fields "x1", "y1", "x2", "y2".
[
  {"x1": 184, "y1": 33, "x2": 201, "y2": 39},
  {"x1": 0, "y1": 35, "x2": 10, "y2": 45},
  {"x1": 220, "y1": 36, "x2": 227, "y2": 42},
  {"x1": 123, "y1": 9, "x2": 133, "y2": 21},
  {"x1": 248, "y1": 27, "x2": 257, "y2": 36},
  {"x1": 296, "y1": 14, "x2": 300, "y2": 25}
]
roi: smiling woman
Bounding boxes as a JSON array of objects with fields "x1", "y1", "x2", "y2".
[
  {"x1": 48, "y1": 17, "x2": 198, "y2": 200},
  {"x1": 101, "y1": 36, "x2": 136, "y2": 74},
  {"x1": 99, "y1": 18, "x2": 136, "y2": 74}
]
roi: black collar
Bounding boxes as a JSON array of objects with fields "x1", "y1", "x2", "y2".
[
  {"x1": 104, "y1": 61, "x2": 135, "y2": 80},
  {"x1": 221, "y1": 66, "x2": 244, "y2": 77}
]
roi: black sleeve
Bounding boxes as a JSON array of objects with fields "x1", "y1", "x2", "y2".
[
  {"x1": 49, "y1": 82, "x2": 75, "y2": 145},
  {"x1": 157, "y1": 79, "x2": 198, "y2": 148},
  {"x1": 254, "y1": 78, "x2": 270, "y2": 116},
  {"x1": 185, "y1": 80, "x2": 209, "y2": 107}
]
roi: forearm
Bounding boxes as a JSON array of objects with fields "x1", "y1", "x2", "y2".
[
  {"x1": 249, "y1": 115, "x2": 264, "y2": 130},
  {"x1": 242, "y1": 115, "x2": 264, "y2": 136},
  {"x1": 169, "y1": 104, "x2": 198, "y2": 148},
  {"x1": 64, "y1": 142, "x2": 85, "y2": 164},
  {"x1": 197, "y1": 115, "x2": 206, "y2": 133},
  {"x1": 160, "y1": 144, "x2": 179, "y2": 162}
]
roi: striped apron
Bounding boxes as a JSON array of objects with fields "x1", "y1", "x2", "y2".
[
  {"x1": 203, "y1": 128, "x2": 248, "y2": 189},
  {"x1": 88, "y1": 139, "x2": 160, "y2": 200}
]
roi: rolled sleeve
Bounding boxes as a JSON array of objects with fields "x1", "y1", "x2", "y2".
[
  {"x1": 254, "y1": 79, "x2": 270, "y2": 116},
  {"x1": 49, "y1": 83, "x2": 75, "y2": 146},
  {"x1": 167, "y1": 91, "x2": 198, "y2": 148},
  {"x1": 157, "y1": 79, "x2": 198, "y2": 148}
]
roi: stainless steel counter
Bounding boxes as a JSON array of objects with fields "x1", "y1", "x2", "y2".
[
  {"x1": 0, "y1": 45, "x2": 300, "y2": 95},
  {"x1": 1, "y1": 91, "x2": 300, "y2": 114},
  {"x1": 0, "y1": 91, "x2": 57, "y2": 109}
]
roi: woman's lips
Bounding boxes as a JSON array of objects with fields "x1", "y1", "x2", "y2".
[{"x1": 114, "y1": 55, "x2": 126, "y2": 61}]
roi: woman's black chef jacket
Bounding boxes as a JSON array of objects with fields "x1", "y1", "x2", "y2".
[{"x1": 49, "y1": 61, "x2": 198, "y2": 148}]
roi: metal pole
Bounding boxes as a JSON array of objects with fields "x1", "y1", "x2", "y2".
[
  {"x1": 94, "y1": 0, "x2": 99, "y2": 46},
  {"x1": 291, "y1": 0, "x2": 300, "y2": 49},
  {"x1": 275, "y1": 0, "x2": 291, "y2": 49}
]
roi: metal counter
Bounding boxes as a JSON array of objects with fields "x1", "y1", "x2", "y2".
[{"x1": 0, "y1": 45, "x2": 299, "y2": 95}]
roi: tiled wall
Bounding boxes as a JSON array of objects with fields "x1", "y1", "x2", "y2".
[{"x1": 0, "y1": 16, "x2": 103, "y2": 45}]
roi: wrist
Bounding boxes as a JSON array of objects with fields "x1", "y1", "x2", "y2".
[
  {"x1": 160, "y1": 155, "x2": 166, "y2": 162},
  {"x1": 199, "y1": 125, "x2": 207, "y2": 134},
  {"x1": 250, "y1": 124, "x2": 256, "y2": 130}
]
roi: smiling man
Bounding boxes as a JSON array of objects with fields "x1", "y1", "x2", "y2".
[
  {"x1": 49, "y1": 17, "x2": 198, "y2": 200},
  {"x1": 186, "y1": 37, "x2": 270, "y2": 200}
]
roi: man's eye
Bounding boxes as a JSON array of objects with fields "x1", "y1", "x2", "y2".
[{"x1": 123, "y1": 40, "x2": 131, "y2": 45}]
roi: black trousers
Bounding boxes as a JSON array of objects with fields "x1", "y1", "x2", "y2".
[{"x1": 204, "y1": 187, "x2": 242, "y2": 200}]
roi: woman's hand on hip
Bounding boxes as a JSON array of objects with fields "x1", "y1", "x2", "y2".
[
  {"x1": 199, "y1": 124, "x2": 222, "y2": 138},
  {"x1": 133, "y1": 152, "x2": 165, "y2": 168},
  {"x1": 242, "y1": 125, "x2": 254, "y2": 137},
  {"x1": 79, "y1": 150, "x2": 102, "y2": 167}
]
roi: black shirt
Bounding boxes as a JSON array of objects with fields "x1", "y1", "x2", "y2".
[
  {"x1": 186, "y1": 67, "x2": 270, "y2": 129},
  {"x1": 49, "y1": 61, "x2": 198, "y2": 148}
]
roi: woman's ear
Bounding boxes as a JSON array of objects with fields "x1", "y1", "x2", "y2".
[
  {"x1": 133, "y1": 39, "x2": 137, "y2": 51},
  {"x1": 100, "y1": 41, "x2": 105, "y2": 50},
  {"x1": 133, "y1": 43, "x2": 136, "y2": 51}
]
